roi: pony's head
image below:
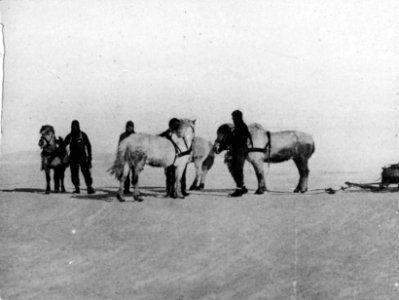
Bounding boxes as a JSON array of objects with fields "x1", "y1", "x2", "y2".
[
  {"x1": 177, "y1": 119, "x2": 196, "y2": 143},
  {"x1": 213, "y1": 123, "x2": 234, "y2": 154},
  {"x1": 39, "y1": 125, "x2": 56, "y2": 151}
]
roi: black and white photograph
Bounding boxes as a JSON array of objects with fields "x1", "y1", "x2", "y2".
[{"x1": 1, "y1": 1, "x2": 399, "y2": 299}]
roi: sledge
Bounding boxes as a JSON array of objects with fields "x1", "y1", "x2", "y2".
[{"x1": 344, "y1": 163, "x2": 399, "y2": 192}]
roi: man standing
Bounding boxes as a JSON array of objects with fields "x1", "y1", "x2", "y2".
[
  {"x1": 229, "y1": 110, "x2": 251, "y2": 197},
  {"x1": 118, "y1": 121, "x2": 135, "y2": 194},
  {"x1": 159, "y1": 118, "x2": 189, "y2": 197},
  {"x1": 63, "y1": 120, "x2": 95, "y2": 194},
  {"x1": 159, "y1": 118, "x2": 180, "y2": 138}
]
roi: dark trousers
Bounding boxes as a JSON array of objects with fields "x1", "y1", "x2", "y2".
[
  {"x1": 124, "y1": 172, "x2": 131, "y2": 192},
  {"x1": 165, "y1": 166, "x2": 174, "y2": 195},
  {"x1": 165, "y1": 165, "x2": 187, "y2": 195},
  {"x1": 70, "y1": 159, "x2": 93, "y2": 188},
  {"x1": 230, "y1": 148, "x2": 248, "y2": 188}
]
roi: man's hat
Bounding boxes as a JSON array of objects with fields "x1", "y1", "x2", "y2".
[
  {"x1": 231, "y1": 110, "x2": 243, "y2": 118},
  {"x1": 169, "y1": 118, "x2": 180, "y2": 130},
  {"x1": 126, "y1": 120, "x2": 134, "y2": 127}
]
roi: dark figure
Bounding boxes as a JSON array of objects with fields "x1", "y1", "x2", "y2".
[
  {"x1": 63, "y1": 120, "x2": 95, "y2": 194},
  {"x1": 159, "y1": 118, "x2": 189, "y2": 197},
  {"x1": 119, "y1": 121, "x2": 136, "y2": 194},
  {"x1": 229, "y1": 110, "x2": 251, "y2": 197},
  {"x1": 158, "y1": 118, "x2": 181, "y2": 138}
]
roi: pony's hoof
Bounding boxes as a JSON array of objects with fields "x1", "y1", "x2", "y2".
[
  {"x1": 45, "y1": 189, "x2": 50, "y2": 194},
  {"x1": 61, "y1": 189, "x2": 66, "y2": 193},
  {"x1": 176, "y1": 193, "x2": 185, "y2": 199},
  {"x1": 254, "y1": 189, "x2": 264, "y2": 195},
  {"x1": 53, "y1": 190, "x2": 59, "y2": 193},
  {"x1": 198, "y1": 183, "x2": 205, "y2": 190},
  {"x1": 300, "y1": 189, "x2": 308, "y2": 194},
  {"x1": 117, "y1": 194, "x2": 125, "y2": 202},
  {"x1": 189, "y1": 185, "x2": 197, "y2": 191},
  {"x1": 293, "y1": 188, "x2": 300, "y2": 193},
  {"x1": 135, "y1": 196, "x2": 144, "y2": 202}
]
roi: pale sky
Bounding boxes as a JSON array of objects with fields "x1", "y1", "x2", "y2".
[{"x1": 1, "y1": 0, "x2": 399, "y2": 171}]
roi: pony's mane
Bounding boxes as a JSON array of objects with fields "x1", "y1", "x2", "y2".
[
  {"x1": 179, "y1": 118, "x2": 196, "y2": 133},
  {"x1": 180, "y1": 118, "x2": 196, "y2": 125},
  {"x1": 249, "y1": 123, "x2": 264, "y2": 131}
]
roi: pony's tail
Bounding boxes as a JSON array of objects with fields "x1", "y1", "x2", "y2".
[{"x1": 108, "y1": 142, "x2": 129, "y2": 180}]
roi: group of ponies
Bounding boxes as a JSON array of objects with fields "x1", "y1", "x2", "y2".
[
  {"x1": 39, "y1": 118, "x2": 315, "y2": 200},
  {"x1": 109, "y1": 119, "x2": 315, "y2": 201},
  {"x1": 109, "y1": 119, "x2": 216, "y2": 202},
  {"x1": 38, "y1": 120, "x2": 215, "y2": 198}
]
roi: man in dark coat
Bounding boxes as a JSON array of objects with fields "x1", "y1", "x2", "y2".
[
  {"x1": 118, "y1": 121, "x2": 135, "y2": 194},
  {"x1": 159, "y1": 118, "x2": 189, "y2": 197},
  {"x1": 229, "y1": 110, "x2": 251, "y2": 197},
  {"x1": 63, "y1": 120, "x2": 95, "y2": 194}
]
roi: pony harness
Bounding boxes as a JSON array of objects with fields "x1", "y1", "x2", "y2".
[
  {"x1": 166, "y1": 136, "x2": 192, "y2": 164},
  {"x1": 248, "y1": 131, "x2": 271, "y2": 153}
]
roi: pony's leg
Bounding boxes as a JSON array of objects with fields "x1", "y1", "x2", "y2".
[
  {"x1": 164, "y1": 166, "x2": 175, "y2": 197},
  {"x1": 199, "y1": 153, "x2": 215, "y2": 190},
  {"x1": 133, "y1": 159, "x2": 146, "y2": 202},
  {"x1": 181, "y1": 165, "x2": 189, "y2": 196},
  {"x1": 293, "y1": 158, "x2": 309, "y2": 193},
  {"x1": 189, "y1": 159, "x2": 202, "y2": 190},
  {"x1": 117, "y1": 162, "x2": 131, "y2": 202},
  {"x1": 174, "y1": 162, "x2": 187, "y2": 199},
  {"x1": 132, "y1": 168, "x2": 143, "y2": 202},
  {"x1": 164, "y1": 168, "x2": 169, "y2": 197},
  {"x1": 251, "y1": 160, "x2": 267, "y2": 194},
  {"x1": 198, "y1": 166, "x2": 209, "y2": 190},
  {"x1": 124, "y1": 170, "x2": 131, "y2": 194},
  {"x1": 131, "y1": 167, "x2": 137, "y2": 185},
  {"x1": 45, "y1": 168, "x2": 51, "y2": 194},
  {"x1": 53, "y1": 168, "x2": 60, "y2": 193}
]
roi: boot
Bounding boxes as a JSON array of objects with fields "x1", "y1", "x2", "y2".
[
  {"x1": 87, "y1": 186, "x2": 95, "y2": 194},
  {"x1": 229, "y1": 186, "x2": 248, "y2": 197}
]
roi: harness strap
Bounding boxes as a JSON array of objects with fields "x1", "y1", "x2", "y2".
[
  {"x1": 248, "y1": 134, "x2": 255, "y2": 149},
  {"x1": 177, "y1": 148, "x2": 192, "y2": 157},
  {"x1": 266, "y1": 131, "x2": 272, "y2": 170},
  {"x1": 248, "y1": 131, "x2": 271, "y2": 153},
  {"x1": 167, "y1": 136, "x2": 193, "y2": 165}
]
